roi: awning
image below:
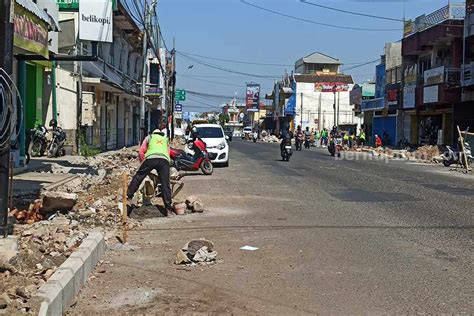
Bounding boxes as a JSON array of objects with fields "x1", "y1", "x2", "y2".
[
  {"x1": 46, "y1": 11, "x2": 61, "y2": 32},
  {"x1": 15, "y1": 0, "x2": 51, "y2": 25}
]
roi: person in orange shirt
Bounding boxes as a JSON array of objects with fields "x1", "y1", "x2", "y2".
[{"x1": 375, "y1": 134, "x2": 383, "y2": 148}]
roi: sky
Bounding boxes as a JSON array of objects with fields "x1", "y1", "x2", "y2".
[{"x1": 156, "y1": 0, "x2": 453, "y2": 112}]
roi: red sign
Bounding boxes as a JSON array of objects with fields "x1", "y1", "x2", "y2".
[
  {"x1": 314, "y1": 82, "x2": 349, "y2": 92},
  {"x1": 387, "y1": 89, "x2": 398, "y2": 102}
]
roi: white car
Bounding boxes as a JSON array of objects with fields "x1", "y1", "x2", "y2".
[
  {"x1": 187, "y1": 124, "x2": 229, "y2": 167},
  {"x1": 242, "y1": 126, "x2": 252, "y2": 139}
]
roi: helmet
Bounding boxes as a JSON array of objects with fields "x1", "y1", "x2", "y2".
[
  {"x1": 49, "y1": 119, "x2": 57, "y2": 128},
  {"x1": 192, "y1": 126, "x2": 197, "y2": 134}
]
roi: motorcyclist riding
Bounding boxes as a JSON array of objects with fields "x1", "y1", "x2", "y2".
[
  {"x1": 295, "y1": 125, "x2": 304, "y2": 151},
  {"x1": 304, "y1": 126, "x2": 311, "y2": 149}
]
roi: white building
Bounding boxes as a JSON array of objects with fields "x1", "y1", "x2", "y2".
[{"x1": 292, "y1": 52, "x2": 355, "y2": 131}]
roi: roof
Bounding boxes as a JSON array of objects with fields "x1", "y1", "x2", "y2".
[
  {"x1": 296, "y1": 52, "x2": 341, "y2": 66},
  {"x1": 194, "y1": 124, "x2": 223, "y2": 129},
  {"x1": 294, "y1": 74, "x2": 354, "y2": 84}
]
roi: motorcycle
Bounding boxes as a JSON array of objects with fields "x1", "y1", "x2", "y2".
[
  {"x1": 170, "y1": 138, "x2": 213, "y2": 175},
  {"x1": 295, "y1": 133, "x2": 304, "y2": 151},
  {"x1": 442, "y1": 142, "x2": 473, "y2": 167},
  {"x1": 48, "y1": 126, "x2": 67, "y2": 158},
  {"x1": 328, "y1": 136, "x2": 342, "y2": 157},
  {"x1": 281, "y1": 138, "x2": 293, "y2": 162},
  {"x1": 253, "y1": 132, "x2": 258, "y2": 143},
  {"x1": 304, "y1": 134, "x2": 311, "y2": 149},
  {"x1": 27, "y1": 125, "x2": 48, "y2": 160}
]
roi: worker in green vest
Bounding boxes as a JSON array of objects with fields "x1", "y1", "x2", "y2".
[
  {"x1": 127, "y1": 126, "x2": 172, "y2": 216},
  {"x1": 359, "y1": 129, "x2": 366, "y2": 146}
]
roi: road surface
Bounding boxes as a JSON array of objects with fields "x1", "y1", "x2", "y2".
[{"x1": 70, "y1": 140, "x2": 473, "y2": 314}]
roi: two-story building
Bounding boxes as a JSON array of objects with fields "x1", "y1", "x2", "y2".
[
  {"x1": 402, "y1": 2, "x2": 465, "y2": 145},
  {"x1": 293, "y1": 52, "x2": 354, "y2": 131},
  {"x1": 460, "y1": 0, "x2": 474, "y2": 132}
]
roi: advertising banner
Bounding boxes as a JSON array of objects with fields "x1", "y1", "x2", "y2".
[
  {"x1": 403, "y1": 84, "x2": 416, "y2": 109},
  {"x1": 246, "y1": 83, "x2": 260, "y2": 112},
  {"x1": 13, "y1": 5, "x2": 49, "y2": 58},
  {"x1": 424, "y1": 66, "x2": 445, "y2": 85},
  {"x1": 79, "y1": 0, "x2": 113, "y2": 43},
  {"x1": 423, "y1": 85, "x2": 439, "y2": 104},
  {"x1": 314, "y1": 82, "x2": 349, "y2": 92}
]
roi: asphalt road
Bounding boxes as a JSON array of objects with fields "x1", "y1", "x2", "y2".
[{"x1": 70, "y1": 140, "x2": 473, "y2": 315}]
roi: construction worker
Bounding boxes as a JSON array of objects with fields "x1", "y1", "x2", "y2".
[
  {"x1": 359, "y1": 129, "x2": 366, "y2": 146},
  {"x1": 127, "y1": 125, "x2": 173, "y2": 217}
]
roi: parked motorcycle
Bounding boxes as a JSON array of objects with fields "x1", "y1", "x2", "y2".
[
  {"x1": 253, "y1": 132, "x2": 258, "y2": 143},
  {"x1": 328, "y1": 137, "x2": 342, "y2": 157},
  {"x1": 170, "y1": 138, "x2": 213, "y2": 175},
  {"x1": 442, "y1": 142, "x2": 473, "y2": 167},
  {"x1": 281, "y1": 138, "x2": 293, "y2": 162},
  {"x1": 27, "y1": 125, "x2": 48, "y2": 160},
  {"x1": 47, "y1": 120, "x2": 67, "y2": 158}
]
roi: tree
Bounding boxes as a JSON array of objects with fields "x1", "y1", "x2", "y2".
[{"x1": 218, "y1": 113, "x2": 230, "y2": 127}]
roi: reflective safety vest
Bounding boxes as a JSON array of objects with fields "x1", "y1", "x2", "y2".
[
  {"x1": 343, "y1": 134, "x2": 350, "y2": 141},
  {"x1": 145, "y1": 134, "x2": 170, "y2": 161},
  {"x1": 359, "y1": 132, "x2": 366, "y2": 141}
]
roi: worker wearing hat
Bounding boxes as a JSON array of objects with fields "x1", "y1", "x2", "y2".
[{"x1": 127, "y1": 125, "x2": 173, "y2": 216}]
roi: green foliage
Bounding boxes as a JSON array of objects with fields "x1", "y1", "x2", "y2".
[
  {"x1": 79, "y1": 135, "x2": 100, "y2": 157},
  {"x1": 218, "y1": 113, "x2": 230, "y2": 127}
]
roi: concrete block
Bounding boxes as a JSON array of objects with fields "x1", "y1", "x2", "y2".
[
  {"x1": 37, "y1": 232, "x2": 105, "y2": 315},
  {"x1": 70, "y1": 249, "x2": 92, "y2": 285},
  {"x1": 59, "y1": 257, "x2": 84, "y2": 297},
  {"x1": 36, "y1": 282, "x2": 62, "y2": 316},
  {"x1": 48, "y1": 268, "x2": 75, "y2": 314}
]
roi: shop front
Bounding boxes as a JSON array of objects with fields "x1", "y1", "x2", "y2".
[{"x1": 12, "y1": 0, "x2": 53, "y2": 166}]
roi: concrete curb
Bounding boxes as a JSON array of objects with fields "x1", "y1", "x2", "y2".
[{"x1": 36, "y1": 232, "x2": 105, "y2": 316}]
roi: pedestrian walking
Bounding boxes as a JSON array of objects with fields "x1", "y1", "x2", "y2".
[
  {"x1": 315, "y1": 129, "x2": 321, "y2": 147},
  {"x1": 127, "y1": 126, "x2": 173, "y2": 217},
  {"x1": 358, "y1": 129, "x2": 366, "y2": 146}
]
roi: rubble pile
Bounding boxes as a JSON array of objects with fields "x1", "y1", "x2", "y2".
[
  {"x1": 175, "y1": 239, "x2": 217, "y2": 265},
  {"x1": 1, "y1": 215, "x2": 88, "y2": 314},
  {"x1": 9, "y1": 200, "x2": 43, "y2": 224},
  {"x1": 406, "y1": 145, "x2": 442, "y2": 162},
  {"x1": 261, "y1": 135, "x2": 279, "y2": 143}
]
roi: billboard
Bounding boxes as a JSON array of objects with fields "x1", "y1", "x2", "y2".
[
  {"x1": 314, "y1": 82, "x2": 349, "y2": 92},
  {"x1": 79, "y1": 0, "x2": 113, "y2": 43},
  {"x1": 246, "y1": 83, "x2": 260, "y2": 112}
]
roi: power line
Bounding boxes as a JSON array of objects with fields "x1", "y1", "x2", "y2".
[
  {"x1": 186, "y1": 90, "x2": 246, "y2": 100},
  {"x1": 341, "y1": 58, "x2": 380, "y2": 72},
  {"x1": 178, "y1": 50, "x2": 293, "y2": 67},
  {"x1": 240, "y1": 0, "x2": 401, "y2": 32},
  {"x1": 177, "y1": 51, "x2": 279, "y2": 79},
  {"x1": 179, "y1": 75, "x2": 246, "y2": 88},
  {"x1": 300, "y1": 0, "x2": 404, "y2": 22}
]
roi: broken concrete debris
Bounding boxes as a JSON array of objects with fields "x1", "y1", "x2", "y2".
[
  {"x1": 185, "y1": 196, "x2": 205, "y2": 213},
  {"x1": 175, "y1": 239, "x2": 217, "y2": 265},
  {"x1": 41, "y1": 191, "x2": 78, "y2": 213}
]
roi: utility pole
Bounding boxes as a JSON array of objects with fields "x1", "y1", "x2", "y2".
[
  {"x1": 333, "y1": 89, "x2": 337, "y2": 128},
  {"x1": 170, "y1": 38, "x2": 176, "y2": 140},
  {"x1": 317, "y1": 92, "x2": 322, "y2": 131},
  {"x1": 300, "y1": 92, "x2": 303, "y2": 127},
  {"x1": 336, "y1": 91, "x2": 340, "y2": 127},
  {"x1": 140, "y1": 0, "x2": 150, "y2": 141},
  {"x1": 0, "y1": 0, "x2": 14, "y2": 236}
]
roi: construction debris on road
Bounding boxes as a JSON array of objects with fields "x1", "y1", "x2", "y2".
[
  {"x1": 3, "y1": 147, "x2": 208, "y2": 314},
  {"x1": 175, "y1": 239, "x2": 217, "y2": 265}
]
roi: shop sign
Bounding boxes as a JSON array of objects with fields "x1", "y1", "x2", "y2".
[
  {"x1": 58, "y1": 0, "x2": 117, "y2": 12},
  {"x1": 423, "y1": 85, "x2": 439, "y2": 104},
  {"x1": 403, "y1": 84, "x2": 416, "y2": 109},
  {"x1": 361, "y1": 97, "x2": 385, "y2": 111},
  {"x1": 387, "y1": 89, "x2": 398, "y2": 105},
  {"x1": 424, "y1": 66, "x2": 445, "y2": 85},
  {"x1": 79, "y1": 0, "x2": 113, "y2": 43},
  {"x1": 404, "y1": 64, "x2": 418, "y2": 84},
  {"x1": 314, "y1": 82, "x2": 349, "y2": 92},
  {"x1": 350, "y1": 86, "x2": 362, "y2": 105},
  {"x1": 13, "y1": 5, "x2": 49, "y2": 58}
]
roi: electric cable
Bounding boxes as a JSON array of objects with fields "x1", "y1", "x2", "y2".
[
  {"x1": 299, "y1": 0, "x2": 404, "y2": 22},
  {"x1": 177, "y1": 50, "x2": 293, "y2": 67},
  {"x1": 240, "y1": 0, "x2": 401, "y2": 32}
]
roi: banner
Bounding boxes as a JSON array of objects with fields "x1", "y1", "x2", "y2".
[
  {"x1": 314, "y1": 82, "x2": 349, "y2": 92},
  {"x1": 246, "y1": 83, "x2": 260, "y2": 112},
  {"x1": 13, "y1": 5, "x2": 49, "y2": 58},
  {"x1": 403, "y1": 84, "x2": 416, "y2": 109},
  {"x1": 79, "y1": 0, "x2": 113, "y2": 43}
]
